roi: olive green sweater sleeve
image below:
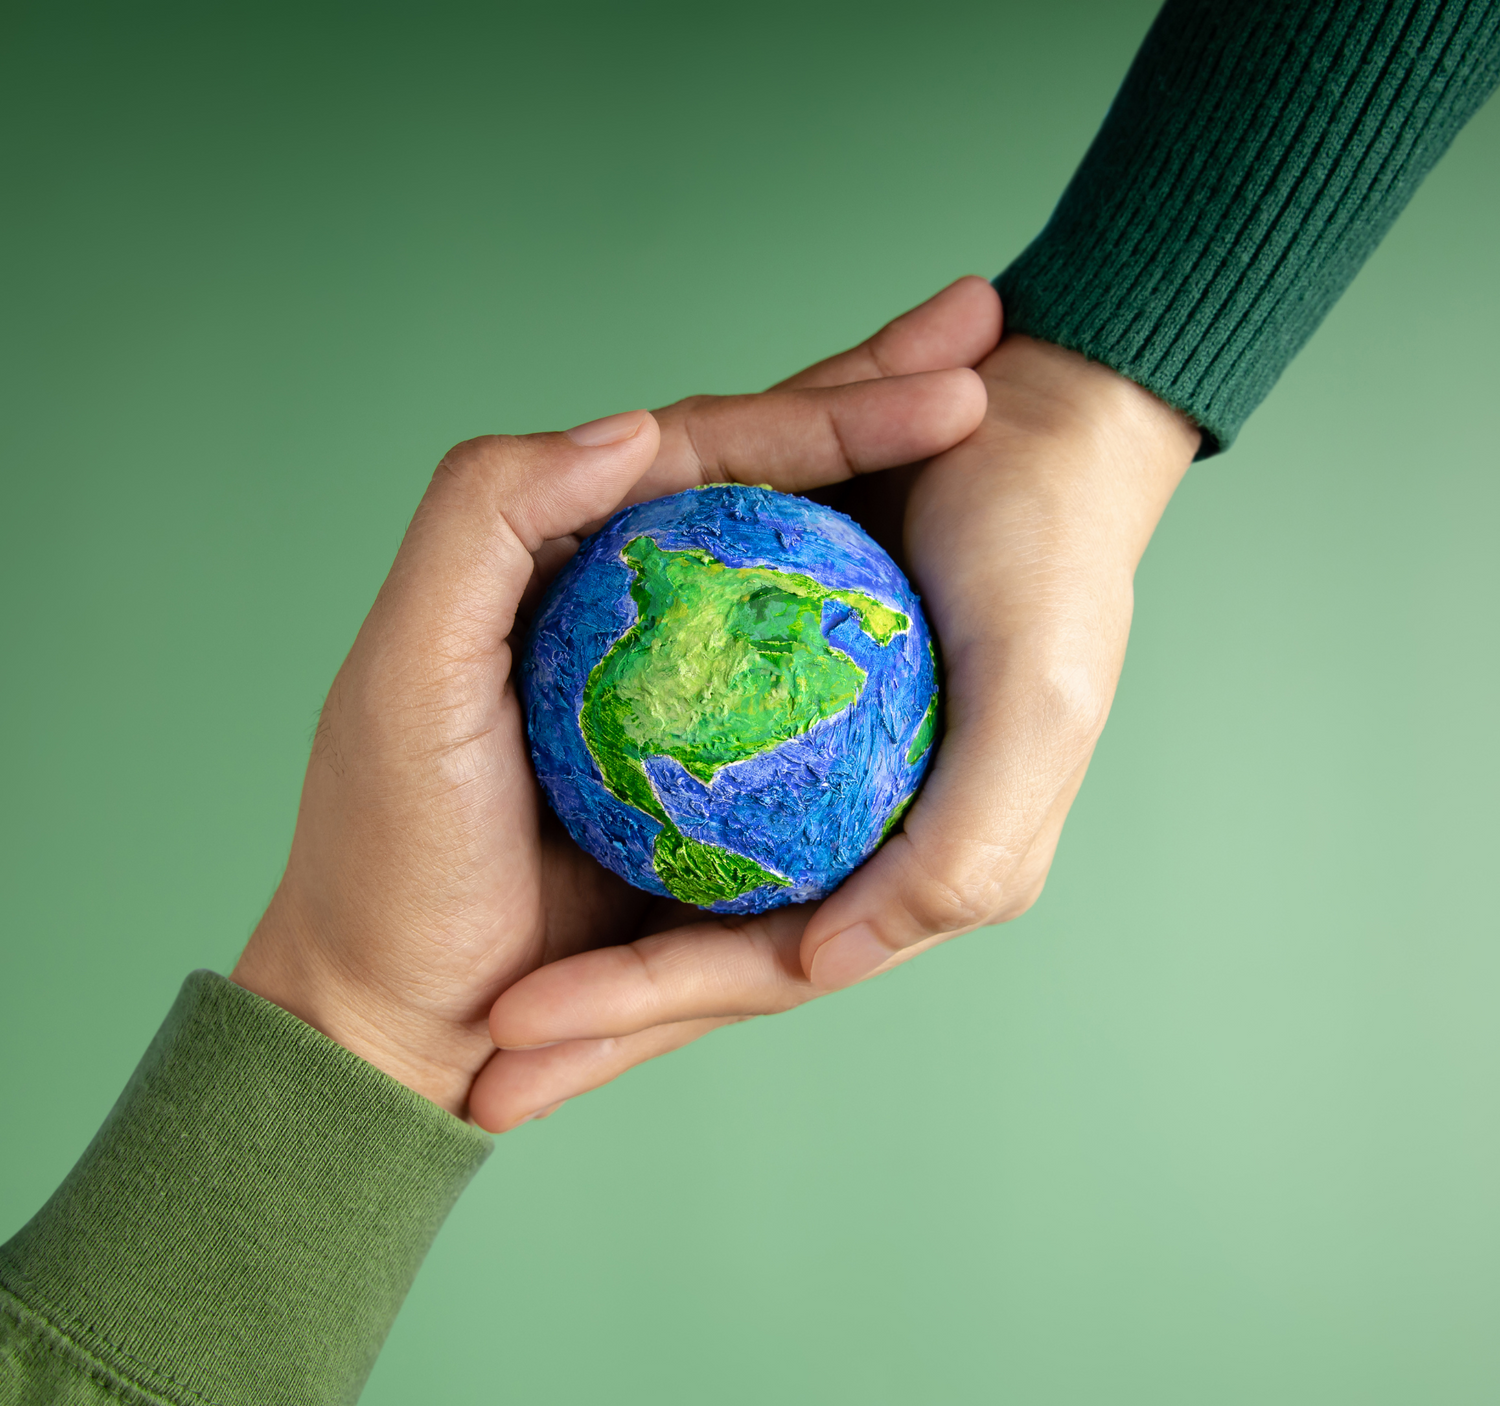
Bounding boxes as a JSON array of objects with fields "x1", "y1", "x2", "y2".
[
  {"x1": 0, "y1": 971, "x2": 492, "y2": 1406},
  {"x1": 995, "y1": 0, "x2": 1500, "y2": 455}
]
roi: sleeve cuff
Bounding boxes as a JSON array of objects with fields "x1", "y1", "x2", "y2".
[
  {"x1": 0, "y1": 971, "x2": 492, "y2": 1406},
  {"x1": 995, "y1": 0, "x2": 1500, "y2": 458}
]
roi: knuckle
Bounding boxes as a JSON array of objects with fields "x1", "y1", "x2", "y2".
[
  {"x1": 667, "y1": 393, "x2": 717, "y2": 418},
  {"x1": 429, "y1": 436, "x2": 538, "y2": 515},
  {"x1": 432, "y1": 435, "x2": 495, "y2": 485},
  {"x1": 902, "y1": 863, "x2": 995, "y2": 937},
  {"x1": 863, "y1": 325, "x2": 899, "y2": 379},
  {"x1": 896, "y1": 819, "x2": 1065, "y2": 937},
  {"x1": 669, "y1": 397, "x2": 731, "y2": 485}
]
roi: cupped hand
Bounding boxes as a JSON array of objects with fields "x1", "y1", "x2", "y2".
[
  {"x1": 232, "y1": 278, "x2": 998, "y2": 1120},
  {"x1": 482, "y1": 324, "x2": 1201, "y2": 1124}
]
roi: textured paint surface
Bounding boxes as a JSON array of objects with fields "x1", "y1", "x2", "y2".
[
  {"x1": 522, "y1": 485, "x2": 939, "y2": 913},
  {"x1": 580, "y1": 535, "x2": 909, "y2": 905},
  {"x1": 906, "y1": 644, "x2": 941, "y2": 764}
]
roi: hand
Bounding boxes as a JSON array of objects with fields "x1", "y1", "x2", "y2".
[
  {"x1": 232, "y1": 279, "x2": 998, "y2": 1120},
  {"x1": 483, "y1": 325, "x2": 1200, "y2": 1114}
]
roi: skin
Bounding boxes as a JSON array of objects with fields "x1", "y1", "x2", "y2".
[{"x1": 234, "y1": 278, "x2": 1201, "y2": 1132}]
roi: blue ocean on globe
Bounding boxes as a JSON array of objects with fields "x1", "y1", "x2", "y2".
[{"x1": 521, "y1": 484, "x2": 939, "y2": 915}]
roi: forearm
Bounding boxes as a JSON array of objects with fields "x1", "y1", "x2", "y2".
[
  {"x1": 0, "y1": 973, "x2": 490, "y2": 1405},
  {"x1": 997, "y1": 0, "x2": 1500, "y2": 454}
]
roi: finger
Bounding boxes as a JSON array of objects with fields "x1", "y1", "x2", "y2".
[
  {"x1": 468, "y1": 1016, "x2": 736, "y2": 1133},
  {"x1": 625, "y1": 367, "x2": 986, "y2": 504},
  {"x1": 846, "y1": 742, "x2": 1097, "y2": 980},
  {"x1": 370, "y1": 410, "x2": 661, "y2": 664},
  {"x1": 489, "y1": 907, "x2": 812, "y2": 1048},
  {"x1": 798, "y1": 630, "x2": 1114, "y2": 991},
  {"x1": 491, "y1": 740, "x2": 1095, "y2": 1052},
  {"x1": 489, "y1": 746, "x2": 1095, "y2": 1058},
  {"x1": 775, "y1": 275, "x2": 1002, "y2": 390}
]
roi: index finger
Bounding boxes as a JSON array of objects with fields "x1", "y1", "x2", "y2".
[
  {"x1": 775, "y1": 275, "x2": 1002, "y2": 390},
  {"x1": 623, "y1": 367, "x2": 986, "y2": 506},
  {"x1": 577, "y1": 276, "x2": 1000, "y2": 518}
]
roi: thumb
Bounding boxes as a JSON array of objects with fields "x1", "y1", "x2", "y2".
[
  {"x1": 372, "y1": 410, "x2": 660, "y2": 659},
  {"x1": 796, "y1": 630, "x2": 1110, "y2": 990}
]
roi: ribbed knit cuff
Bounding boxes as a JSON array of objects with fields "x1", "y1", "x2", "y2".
[
  {"x1": 0, "y1": 971, "x2": 492, "y2": 1406},
  {"x1": 996, "y1": 0, "x2": 1500, "y2": 455}
]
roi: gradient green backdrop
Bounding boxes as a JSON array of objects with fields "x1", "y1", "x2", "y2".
[{"x1": 3, "y1": 3, "x2": 1498, "y2": 1401}]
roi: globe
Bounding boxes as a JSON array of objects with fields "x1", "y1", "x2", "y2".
[{"x1": 521, "y1": 484, "x2": 939, "y2": 915}]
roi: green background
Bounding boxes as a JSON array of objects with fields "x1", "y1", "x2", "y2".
[{"x1": 3, "y1": 2, "x2": 1497, "y2": 1400}]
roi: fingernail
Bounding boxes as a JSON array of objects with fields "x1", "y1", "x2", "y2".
[
  {"x1": 519, "y1": 1100, "x2": 564, "y2": 1125},
  {"x1": 809, "y1": 923, "x2": 896, "y2": 990},
  {"x1": 565, "y1": 409, "x2": 649, "y2": 447},
  {"x1": 496, "y1": 1039, "x2": 563, "y2": 1051}
]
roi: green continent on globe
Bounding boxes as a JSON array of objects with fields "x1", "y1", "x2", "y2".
[
  {"x1": 580, "y1": 534, "x2": 909, "y2": 906},
  {"x1": 906, "y1": 641, "x2": 941, "y2": 765},
  {"x1": 879, "y1": 642, "x2": 942, "y2": 842}
]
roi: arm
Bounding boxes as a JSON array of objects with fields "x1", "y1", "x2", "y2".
[
  {"x1": 1, "y1": 301, "x2": 995, "y2": 1402},
  {"x1": 0, "y1": 974, "x2": 489, "y2": 1406}
]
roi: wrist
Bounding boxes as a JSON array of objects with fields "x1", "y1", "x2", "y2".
[
  {"x1": 906, "y1": 334, "x2": 1199, "y2": 658},
  {"x1": 934, "y1": 334, "x2": 1200, "y2": 577},
  {"x1": 983, "y1": 333, "x2": 1200, "y2": 487},
  {"x1": 232, "y1": 891, "x2": 485, "y2": 1118}
]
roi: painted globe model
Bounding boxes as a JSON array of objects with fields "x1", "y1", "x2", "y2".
[{"x1": 521, "y1": 484, "x2": 939, "y2": 915}]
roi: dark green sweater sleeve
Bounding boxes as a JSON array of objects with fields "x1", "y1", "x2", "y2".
[
  {"x1": 995, "y1": 0, "x2": 1500, "y2": 455},
  {"x1": 0, "y1": 972, "x2": 491, "y2": 1406}
]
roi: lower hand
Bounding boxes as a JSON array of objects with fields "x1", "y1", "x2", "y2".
[
  {"x1": 483, "y1": 328, "x2": 1200, "y2": 1116},
  {"x1": 232, "y1": 280, "x2": 997, "y2": 1121}
]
